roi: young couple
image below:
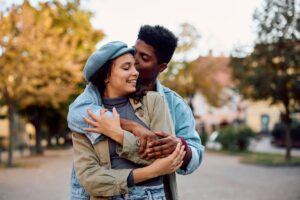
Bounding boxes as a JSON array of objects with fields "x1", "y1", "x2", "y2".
[{"x1": 68, "y1": 25, "x2": 204, "y2": 200}]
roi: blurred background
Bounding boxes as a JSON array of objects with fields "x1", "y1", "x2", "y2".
[{"x1": 0, "y1": 0, "x2": 300, "y2": 200}]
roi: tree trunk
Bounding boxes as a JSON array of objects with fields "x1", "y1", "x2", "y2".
[
  {"x1": 282, "y1": 103, "x2": 292, "y2": 161},
  {"x1": 284, "y1": 121, "x2": 292, "y2": 160},
  {"x1": 7, "y1": 102, "x2": 17, "y2": 167},
  {"x1": 31, "y1": 110, "x2": 44, "y2": 155},
  {"x1": 47, "y1": 131, "x2": 53, "y2": 148},
  {"x1": 34, "y1": 121, "x2": 43, "y2": 154}
]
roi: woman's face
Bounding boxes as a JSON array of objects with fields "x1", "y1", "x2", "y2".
[{"x1": 104, "y1": 53, "x2": 139, "y2": 98}]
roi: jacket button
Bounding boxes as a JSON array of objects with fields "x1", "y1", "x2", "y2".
[{"x1": 139, "y1": 110, "x2": 144, "y2": 117}]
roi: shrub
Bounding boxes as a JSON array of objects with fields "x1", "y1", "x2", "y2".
[
  {"x1": 271, "y1": 123, "x2": 285, "y2": 140},
  {"x1": 199, "y1": 132, "x2": 208, "y2": 146},
  {"x1": 271, "y1": 122, "x2": 300, "y2": 147},
  {"x1": 217, "y1": 126, "x2": 255, "y2": 151}
]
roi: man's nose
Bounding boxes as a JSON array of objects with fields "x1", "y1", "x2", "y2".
[
  {"x1": 134, "y1": 53, "x2": 139, "y2": 63},
  {"x1": 134, "y1": 58, "x2": 140, "y2": 70}
]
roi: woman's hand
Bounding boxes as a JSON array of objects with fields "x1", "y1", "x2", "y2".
[
  {"x1": 149, "y1": 142, "x2": 186, "y2": 176},
  {"x1": 83, "y1": 107, "x2": 124, "y2": 144},
  {"x1": 133, "y1": 143, "x2": 185, "y2": 184}
]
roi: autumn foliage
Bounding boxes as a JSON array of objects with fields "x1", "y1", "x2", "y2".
[{"x1": 0, "y1": 0, "x2": 104, "y2": 166}]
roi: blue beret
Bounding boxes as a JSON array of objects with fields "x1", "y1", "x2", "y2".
[{"x1": 83, "y1": 41, "x2": 135, "y2": 81}]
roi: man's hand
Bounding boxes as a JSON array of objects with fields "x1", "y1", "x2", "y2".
[
  {"x1": 144, "y1": 132, "x2": 182, "y2": 159},
  {"x1": 120, "y1": 119, "x2": 159, "y2": 155}
]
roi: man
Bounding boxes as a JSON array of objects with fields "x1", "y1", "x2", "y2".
[{"x1": 68, "y1": 25, "x2": 204, "y2": 199}]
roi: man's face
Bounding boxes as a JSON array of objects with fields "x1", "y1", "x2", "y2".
[{"x1": 134, "y1": 39, "x2": 161, "y2": 84}]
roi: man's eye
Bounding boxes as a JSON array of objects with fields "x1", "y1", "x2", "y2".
[{"x1": 142, "y1": 55, "x2": 149, "y2": 61}]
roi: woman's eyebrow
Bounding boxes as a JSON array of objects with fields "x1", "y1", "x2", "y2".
[{"x1": 121, "y1": 61, "x2": 134, "y2": 67}]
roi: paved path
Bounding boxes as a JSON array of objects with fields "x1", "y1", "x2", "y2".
[
  {"x1": 248, "y1": 137, "x2": 300, "y2": 156},
  {"x1": 0, "y1": 149, "x2": 300, "y2": 200},
  {"x1": 0, "y1": 149, "x2": 73, "y2": 200},
  {"x1": 177, "y1": 152, "x2": 300, "y2": 200}
]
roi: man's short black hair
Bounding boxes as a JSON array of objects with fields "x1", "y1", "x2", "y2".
[{"x1": 138, "y1": 25, "x2": 178, "y2": 64}]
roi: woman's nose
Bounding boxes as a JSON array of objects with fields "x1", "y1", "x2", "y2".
[{"x1": 132, "y1": 67, "x2": 139, "y2": 76}]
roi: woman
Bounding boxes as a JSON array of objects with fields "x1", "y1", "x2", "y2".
[{"x1": 71, "y1": 41, "x2": 184, "y2": 200}]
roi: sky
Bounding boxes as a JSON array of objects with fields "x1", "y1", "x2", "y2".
[
  {"x1": 84, "y1": 0, "x2": 263, "y2": 58},
  {"x1": 3, "y1": 0, "x2": 263, "y2": 59}
]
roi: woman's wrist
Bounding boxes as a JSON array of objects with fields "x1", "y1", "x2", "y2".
[
  {"x1": 132, "y1": 165, "x2": 158, "y2": 184},
  {"x1": 106, "y1": 128, "x2": 124, "y2": 145}
]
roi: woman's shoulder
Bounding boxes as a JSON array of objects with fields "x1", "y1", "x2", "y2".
[
  {"x1": 129, "y1": 92, "x2": 166, "y2": 112},
  {"x1": 143, "y1": 91, "x2": 165, "y2": 104},
  {"x1": 141, "y1": 91, "x2": 167, "y2": 112}
]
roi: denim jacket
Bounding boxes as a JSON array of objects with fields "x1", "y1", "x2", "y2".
[{"x1": 68, "y1": 82, "x2": 204, "y2": 199}]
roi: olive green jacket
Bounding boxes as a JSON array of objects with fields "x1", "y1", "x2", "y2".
[{"x1": 72, "y1": 92, "x2": 179, "y2": 200}]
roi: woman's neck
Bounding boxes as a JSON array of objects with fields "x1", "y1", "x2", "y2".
[{"x1": 103, "y1": 89, "x2": 126, "y2": 99}]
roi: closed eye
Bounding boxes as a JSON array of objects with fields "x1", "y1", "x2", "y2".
[
  {"x1": 122, "y1": 62, "x2": 134, "y2": 70},
  {"x1": 141, "y1": 55, "x2": 150, "y2": 61}
]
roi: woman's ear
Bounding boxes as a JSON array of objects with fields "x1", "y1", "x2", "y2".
[
  {"x1": 159, "y1": 63, "x2": 168, "y2": 72},
  {"x1": 104, "y1": 76, "x2": 109, "y2": 84}
]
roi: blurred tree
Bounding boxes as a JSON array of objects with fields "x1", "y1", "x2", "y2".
[
  {"x1": 161, "y1": 23, "x2": 200, "y2": 103},
  {"x1": 0, "y1": 0, "x2": 103, "y2": 166},
  {"x1": 161, "y1": 23, "x2": 200, "y2": 84},
  {"x1": 231, "y1": 0, "x2": 300, "y2": 160},
  {"x1": 175, "y1": 22, "x2": 201, "y2": 60},
  {"x1": 168, "y1": 56, "x2": 229, "y2": 107},
  {"x1": 162, "y1": 23, "x2": 225, "y2": 107}
]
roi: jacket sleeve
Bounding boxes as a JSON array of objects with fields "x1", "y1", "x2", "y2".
[
  {"x1": 72, "y1": 132, "x2": 131, "y2": 197},
  {"x1": 171, "y1": 93, "x2": 204, "y2": 175},
  {"x1": 147, "y1": 92, "x2": 175, "y2": 134},
  {"x1": 67, "y1": 84, "x2": 106, "y2": 144},
  {"x1": 116, "y1": 131, "x2": 152, "y2": 166}
]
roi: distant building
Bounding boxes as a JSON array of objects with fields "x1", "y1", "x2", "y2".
[
  {"x1": 245, "y1": 100, "x2": 282, "y2": 134},
  {"x1": 190, "y1": 55, "x2": 282, "y2": 134}
]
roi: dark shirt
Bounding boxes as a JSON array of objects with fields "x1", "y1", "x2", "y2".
[{"x1": 102, "y1": 96, "x2": 162, "y2": 187}]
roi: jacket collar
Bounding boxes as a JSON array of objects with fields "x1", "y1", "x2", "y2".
[
  {"x1": 155, "y1": 80, "x2": 165, "y2": 96},
  {"x1": 129, "y1": 98, "x2": 142, "y2": 111}
]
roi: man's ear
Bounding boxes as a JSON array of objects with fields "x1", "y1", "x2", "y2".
[{"x1": 159, "y1": 63, "x2": 168, "y2": 72}]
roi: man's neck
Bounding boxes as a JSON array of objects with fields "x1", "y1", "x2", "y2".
[{"x1": 141, "y1": 81, "x2": 156, "y2": 91}]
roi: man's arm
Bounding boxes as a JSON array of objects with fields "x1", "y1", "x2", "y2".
[
  {"x1": 120, "y1": 118, "x2": 159, "y2": 154},
  {"x1": 67, "y1": 84, "x2": 105, "y2": 143},
  {"x1": 119, "y1": 92, "x2": 190, "y2": 168},
  {"x1": 171, "y1": 94, "x2": 204, "y2": 175},
  {"x1": 146, "y1": 131, "x2": 192, "y2": 170},
  {"x1": 142, "y1": 91, "x2": 204, "y2": 174}
]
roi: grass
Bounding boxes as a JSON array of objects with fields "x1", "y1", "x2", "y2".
[
  {"x1": 240, "y1": 152, "x2": 300, "y2": 166},
  {"x1": 207, "y1": 149, "x2": 300, "y2": 166}
]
